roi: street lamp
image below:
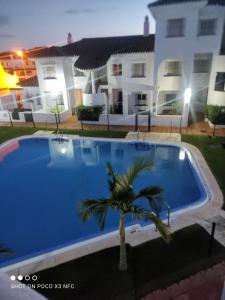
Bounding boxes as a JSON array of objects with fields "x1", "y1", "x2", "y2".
[
  {"x1": 16, "y1": 50, "x2": 26, "y2": 78},
  {"x1": 184, "y1": 88, "x2": 192, "y2": 105}
]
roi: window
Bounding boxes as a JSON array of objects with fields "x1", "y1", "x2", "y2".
[
  {"x1": 36, "y1": 95, "x2": 41, "y2": 106},
  {"x1": 165, "y1": 94, "x2": 177, "y2": 105},
  {"x1": 132, "y1": 63, "x2": 145, "y2": 77},
  {"x1": 165, "y1": 61, "x2": 181, "y2": 76},
  {"x1": 198, "y1": 19, "x2": 216, "y2": 36},
  {"x1": 57, "y1": 93, "x2": 64, "y2": 105},
  {"x1": 43, "y1": 65, "x2": 56, "y2": 79},
  {"x1": 45, "y1": 91, "x2": 64, "y2": 106},
  {"x1": 215, "y1": 72, "x2": 225, "y2": 91},
  {"x1": 137, "y1": 94, "x2": 147, "y2": 101},
  {"x1": 112, "y1": 64, "x2": 122, "y2": 76},
  {"x1": 193, "y1": 59, "x2": 210, "y2": 73},
  {"x1": 135, "y1": 93, "x2": 147, "y2": 106},
  {"x1": 74, "y1": 69, "x2": 85, "y2": 76},
  {"x1": 167, "y1": 19, "x2": 185, "y2": 37}
]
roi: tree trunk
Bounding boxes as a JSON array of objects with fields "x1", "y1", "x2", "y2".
[{"x1": 119, "y1": 214, "x2": 127, "y2": 271}]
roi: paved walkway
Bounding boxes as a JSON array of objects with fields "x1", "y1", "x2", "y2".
[
  {"x1": 142, "y1": 261, "x2": 225, "y2": 300},
  {"x1": 1, "y1": 117, "x2": 225, "y2": 137},
  {"x1": 126, "y1": 132, "x2": 181, "y2": 142},
  {"x1": 199, "y1": 211, "x2": 225, "y2": 248}
]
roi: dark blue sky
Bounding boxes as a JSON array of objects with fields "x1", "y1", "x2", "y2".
[{"x1": 0, "y1": 0, "x2": 155, "y2": 52}]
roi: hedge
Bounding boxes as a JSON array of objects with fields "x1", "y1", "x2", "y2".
[
  {"x1": 205, "y1": 105, "x2": 225, "y2": 125},
  {"x1": 76, "y1": 105, "x2": 104, "y2": 121}
]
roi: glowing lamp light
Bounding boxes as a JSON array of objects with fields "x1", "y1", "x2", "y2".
[
  {"x1": 179, "y1": 149, "x2": 186, "y2": 160},
  {"x1": 16, "y1": 50, "x2": 23, "y2": 58},
  {"x1": 184, "y1": 88, "x2": 192, "y2": 105},
  {"x1": 0, "y1": 63, "x2": 20, "y2": 94}
]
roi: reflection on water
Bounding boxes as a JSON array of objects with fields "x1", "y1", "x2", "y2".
[{"x1": 0, "y1": 140, "x2": 20, "y2": 162}]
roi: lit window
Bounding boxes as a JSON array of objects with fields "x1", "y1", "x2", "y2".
[
  {"x1": 167, "y1": 19, "x2": 185, "y2": 37},
  {"x1": 43, "y1": 65, "x2": 56, "y2": 79},
  {"x1": 165, "y1": 61, "x2": 181, "y2": 76},
  {"x1": 132, "y1": 63, "x2": 145, "y2": 77},
  {"x1": 198, "y1": 19, "x2": 217, "y2": 36},
  {"x1": 112, "y1": 64, "x2": 122, "y2": 76},
  {"x1": 215, "y1": 73, "x2": 225, "y2": 91}
]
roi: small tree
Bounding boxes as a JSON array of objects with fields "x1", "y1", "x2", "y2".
[{"x1": 79, "y1": 158, "x2": 171, "y2": 271}]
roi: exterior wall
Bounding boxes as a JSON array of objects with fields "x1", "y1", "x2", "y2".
[
  {"x1": 82, "y1": 113, "x2": 182, "y2": 127},
  {"x1": 208, "y1": 55, "x2": 225, "y2": 106},
  {"x1": 33, "y1": 57, "x2": 72, "y2": 112},
  {"x1": 149, "y1": 1, "x2": 225, "y2": 118},
  {"x1": 107, "y1": 52, "x2": 154, "y2": 116},
  {"x1": 19, "y1": 87, "x2": 42, "y2": 111}
]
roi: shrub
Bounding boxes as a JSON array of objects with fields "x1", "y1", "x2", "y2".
[
  {"x1": 76, "y1": 105, "x2": 104, "y2": 121},
  {"x1": 205, "y1": 105, "x2": 225, "y2": 125}
]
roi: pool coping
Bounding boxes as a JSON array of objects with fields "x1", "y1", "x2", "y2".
[{"x1": 0, "y1": 134, "x2": 223, "y2": 276}]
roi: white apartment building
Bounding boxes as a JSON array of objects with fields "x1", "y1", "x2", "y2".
[{"x1": 0, "y1": 0, "x2": 224, "y2": 127}]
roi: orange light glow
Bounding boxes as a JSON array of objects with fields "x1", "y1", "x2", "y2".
[
  {"x1": 16, "y1": 50, "x2": 23, "y2": 58},
  {"x1": 0, "y1": 63, "x2": 20, "y2": 95}
]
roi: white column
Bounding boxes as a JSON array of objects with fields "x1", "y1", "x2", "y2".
[
  {"x1": 182, "y1": 88, "x2": 192, "y2": 127},
  {"x1": 123, "y1": 93, "x2": 128, "y2": 116},
  {"x1": 91, "y1": 71, "x2": 96, "y2": 94}
]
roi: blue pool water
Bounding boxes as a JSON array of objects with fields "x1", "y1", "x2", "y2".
[{"x1": 0, "y1": 137, "x2": 207, "y2": 267}]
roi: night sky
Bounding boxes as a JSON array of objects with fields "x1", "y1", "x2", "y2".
[{"x1": 0, "y1": 0, "x2": 155, "y2": 52}]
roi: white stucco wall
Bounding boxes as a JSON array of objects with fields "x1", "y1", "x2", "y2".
[
  {"x1": 208, "y1": 55, "x2": 225, "y2": 106},
  {"x1": 34, "y1": 57, "x2": 72, "y2": 112},
  {"x1": 107, "y1": 52, "x2": 154, "y2": 115},
  {"x1": 149, "y1": 1, "x2": 225, "y2": 113}
]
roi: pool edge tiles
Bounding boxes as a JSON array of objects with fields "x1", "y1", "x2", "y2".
[{"x1": 0, "y1": 135, "x2": 222, "y2": 276}]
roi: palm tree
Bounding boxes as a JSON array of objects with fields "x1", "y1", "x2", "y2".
[{"x1": 79, "y1": 158, "x2": 171, "y2": 271}]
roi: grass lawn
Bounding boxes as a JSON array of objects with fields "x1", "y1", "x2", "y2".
[
  {"x1": 182, "y1": 135, "x2": 225, "y2": 207},
  {"x1": 30, "y1": 225, "x2": 224, "y2": 300},
  {"x1": 0, "y1": 126, "x2": 128, "y2": 144}
]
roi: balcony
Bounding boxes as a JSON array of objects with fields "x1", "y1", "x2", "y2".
[
  {"x1": 83, "y1": 93, "x2": 107, "y2": 107},
  {"x1": 159, "y1": 75, "x2": 183, "y2": 91}
]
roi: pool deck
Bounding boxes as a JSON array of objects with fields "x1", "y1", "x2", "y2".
[
  {"x1": 142, "y1": 261, "x2": 225, "y2": 300},
  {"x1": 1, "y1": 134, "x2": 224, "y2": 277},
  {"x1": 126, "y1": 131, "x2": 181, "y2": 142}
]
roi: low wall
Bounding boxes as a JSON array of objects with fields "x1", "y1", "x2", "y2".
[
  {"x1": 0, "y1": 110, "x2": 72, "y2": 124},
  {"x1": 83, "y1": 114, "x2": 183, "y2": 127},
  {"x1": 205, "y1": 118, "x2": 225, "y2": 129},
  {"x1": 0, "y1": 111, "x2": 10, "y2": 122},
  {"x1": 83, "y1": 93, "x2": 106, "y2": 106}
]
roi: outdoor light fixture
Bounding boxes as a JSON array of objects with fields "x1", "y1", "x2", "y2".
[
  {"x1": 184, "y1": 88, "x2": 192, "y2": 104},
  {"x1": 16, "y1": 50, "x2": 23, "y2": 58}
]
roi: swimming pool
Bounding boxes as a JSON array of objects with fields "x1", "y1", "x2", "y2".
[{"x1": 0, "y1": 136, "x2": 208, "y2": 268}]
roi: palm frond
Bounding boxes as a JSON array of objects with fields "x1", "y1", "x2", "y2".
[
  {"x1": 135, "y1": 186, "x2": 163, "y2": 200},
  {"x1": 106, "y1": 161, "x2": 117, "y2": 192},
  {"x1": 78, "y1": 198, "x2": 110, "y2": 230},
  {"x1": 146, "y1": 213, "x2": 171, "y2": 243},
  {"x1": 147, "y1": 195, "x2": 168, "y2": 217},
  {"x1": 125, "y1": 158, "x2": 154, "y2": 185},
  {"x1": 129, "y1": 205, "x2": 146, "y2": 220}
]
